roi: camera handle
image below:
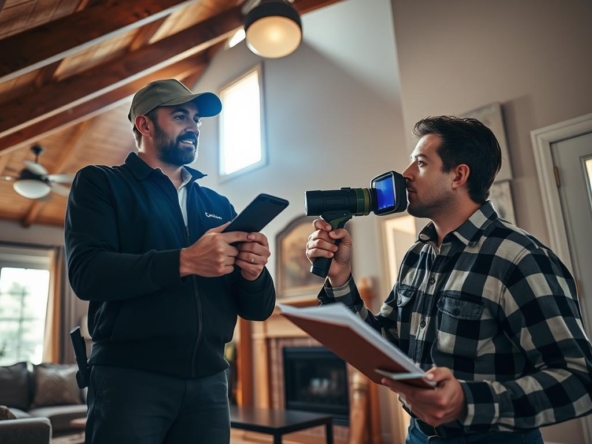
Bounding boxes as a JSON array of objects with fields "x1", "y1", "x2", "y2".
[{"x1": 310, "y1": 210, "x2": 353, "y2": 277}]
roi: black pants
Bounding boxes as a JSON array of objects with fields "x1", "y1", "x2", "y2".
[{"x1": 85, "y1": 365, "x2": 230, "y2": 444}]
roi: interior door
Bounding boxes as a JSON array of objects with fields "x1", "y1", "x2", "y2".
[
  {"x1": 551, "y1": 130, "x2": 592, "y2": 333},
  {"x1": 547, "y1": 131, "x2": 592, "y2": 444}
]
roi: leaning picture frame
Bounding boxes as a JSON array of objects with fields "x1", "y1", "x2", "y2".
[
  {"x1": 275, "y1": 216, "x2": 326, "y2": 299},
  {"x1": 462, "y1": 102, "x2": 513, "y2": 182}
]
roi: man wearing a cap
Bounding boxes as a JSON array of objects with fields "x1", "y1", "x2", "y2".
[{"x1": 65, "y1": 79, "x2": 276, "y2": 443}]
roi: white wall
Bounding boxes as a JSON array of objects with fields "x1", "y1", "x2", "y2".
[
  {"x1": 195, "y1": 0, "x2": 407, "y2": 293},
  {"x1": 391, "y1": 0, "x2": 592, "y2": 245},
  {"x1": 194, "y1": 0, "x2": 406, "y2": 439},
  {"x1": 391, "y1": 1, "x2": 592, "y2": 442},
  {"x1": 0, "y1": 219, "x2": 64, "y2": 246}
]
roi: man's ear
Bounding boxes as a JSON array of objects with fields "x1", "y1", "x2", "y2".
[
  {"x1": 135, "y1": 115, "x2": 152, "y2": 138},
  {"x1": 451, "y1": 164, "x2": 470, "y2": 190}
]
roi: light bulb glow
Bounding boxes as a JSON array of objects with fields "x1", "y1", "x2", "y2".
[{"x1": 246, "y1": 16, "x2": 301, "y2": 58}]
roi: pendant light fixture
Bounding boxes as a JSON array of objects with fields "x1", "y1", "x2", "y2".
[{"x1": 244, "y1": 0, "x2": 302, "y2": 59}]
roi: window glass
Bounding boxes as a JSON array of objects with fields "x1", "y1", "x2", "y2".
[
  {"x1": 219, "y1": 66, "x2": 266, "y2": 179},
  {"x1": 0, "y1": 253, "x2": 50, "y2": 365}
]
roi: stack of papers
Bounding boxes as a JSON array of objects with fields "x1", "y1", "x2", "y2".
[{"x1": 278, "y1": 303, "x2": 436, "y2": 388}]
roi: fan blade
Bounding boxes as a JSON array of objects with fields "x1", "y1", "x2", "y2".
[
  {"x1": 50, "y1": 182, "x2": 71, "y2": 196},
  {"x1": 37, "y1": 194, "x2": 53, "y2": 202},
  {"x1": 24, "y1": 160, "x2": 48, "y2": 176},
  {"x1": 47, "y1": 173, "x2": 75, "y2": 184}
]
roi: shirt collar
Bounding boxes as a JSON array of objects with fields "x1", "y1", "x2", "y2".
[
  {"x1": 417, "y1": 201, "x2": 499, "y2": 247},
  {"x1": 179, "y1": 167, "x2": 193, "y2": 189},
  {"x1": 125, "y1": 152, "x2": 206, "y2": 181}
]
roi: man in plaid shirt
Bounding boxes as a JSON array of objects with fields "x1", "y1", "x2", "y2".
[{"x1": 306, "y1": 116, "x2": 592, "y2": 443}]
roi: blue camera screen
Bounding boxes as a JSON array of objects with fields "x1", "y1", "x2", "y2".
[{"x1": 375, "y1": 175, "x2": 396, "y2": 211}]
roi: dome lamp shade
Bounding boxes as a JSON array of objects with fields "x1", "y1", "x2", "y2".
[{"x1": 244, "y1": 0, "x2": 302, "y2": 59}]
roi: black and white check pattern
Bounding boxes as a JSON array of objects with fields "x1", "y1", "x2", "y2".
[{"x1": 319, "y1": 201, "x2": 592, "y2": 432}]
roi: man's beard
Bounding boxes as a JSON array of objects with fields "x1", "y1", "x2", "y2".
[
  {"x1": 154, "y1": 124, "x2": 198, "y2": 167},
  {"x1": 406, "y1": 192, "x2": 452, "y2": 220},
  {"x1": 406, "y1": 201, "x2": 433, "y2": 219}
]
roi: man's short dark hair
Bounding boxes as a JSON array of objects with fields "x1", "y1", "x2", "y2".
[{"x1": 413, "y1": 116, "x2": 502, "y2": 204}]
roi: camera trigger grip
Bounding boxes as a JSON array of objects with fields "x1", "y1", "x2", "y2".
[{"x1": 310, "y1": 211, "x2": 353, "y2": 278}]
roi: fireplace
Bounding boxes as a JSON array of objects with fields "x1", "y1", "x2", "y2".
[{"x1": 283, "y1": 346, "x2": 350, "y2": 426}]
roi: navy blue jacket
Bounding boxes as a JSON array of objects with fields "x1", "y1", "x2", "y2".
[{"x1": 65, "y1": 152, "x2": 275, "y2": 378}]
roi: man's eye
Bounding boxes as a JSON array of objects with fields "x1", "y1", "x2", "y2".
[
  {"x1": 174, "y1": 115, "x2": 185, "y2": 120},
  {"x1": 417, "y1": 161, "x2": 425, "y2": 166}
]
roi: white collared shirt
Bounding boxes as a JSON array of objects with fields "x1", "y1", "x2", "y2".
[{"x1": 176, "y1": 167, "x2": 193, "y2": 227}]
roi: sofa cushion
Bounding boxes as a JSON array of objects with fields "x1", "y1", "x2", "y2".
[
  {"x1": 0, "y1": 362, "x2": 31, "y2": 410},
  {"x1": 30, "y1": 364, "x2": 81, "y2": 408},
  {"x1": 0, "y1": 405, "x2": 17, "y2": 420},
  {"x1": 29, "y1": 405, "x2": 87, "y2": 433}
]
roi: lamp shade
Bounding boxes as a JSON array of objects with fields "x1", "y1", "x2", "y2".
[
  {"x1": 244, "y1": 0, "x2": 302, "y2": 59},
  {"x1": 13, "y1": 179, "x2": 50, "y2": 199}
]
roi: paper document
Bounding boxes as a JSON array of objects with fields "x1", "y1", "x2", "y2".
[{"x1": 278, "y1": 303, "x2": 436, "y2": 388}]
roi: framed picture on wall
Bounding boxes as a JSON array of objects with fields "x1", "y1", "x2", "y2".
[
  {"x1": 462, "y1": 102, "x2": 513, "y2": 182},
  {"x1": 489, "y1": 180, "x2": 517, "y2": 225},
  {"x1": 275, "y1": 216, "x2": 326, "y2": 299}
]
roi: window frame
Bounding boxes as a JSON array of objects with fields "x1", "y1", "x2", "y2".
[
  {"x1": 0, "y1": 245, "x2": 52, "y2": 365},
  {"x1": 218, "y1": 63, "x2": 267, "y2": 182}
]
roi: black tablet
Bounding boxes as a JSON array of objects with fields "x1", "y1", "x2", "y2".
[{"x1": 223, "y1": 193, "x2": 289, "y2": 233}]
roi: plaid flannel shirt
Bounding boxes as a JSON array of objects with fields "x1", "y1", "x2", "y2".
[{"x1": 319, "y1": 201, "x2": 592, "y2": 432}]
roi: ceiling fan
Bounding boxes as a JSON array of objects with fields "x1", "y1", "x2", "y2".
[{"x1": 0, "y1": 145, "x2": 75, "y2": 200}]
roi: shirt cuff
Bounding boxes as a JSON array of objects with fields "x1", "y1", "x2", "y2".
[
  {"x1": 318, "y1": 274, "x2": 362, "y2": 306},
  {"x1": 459, "y1": 380, "x2": 500, "y2": 427}
]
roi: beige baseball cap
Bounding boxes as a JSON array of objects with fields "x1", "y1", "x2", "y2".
[{"x1": 128, "y1": 79, "x2": 222, "y2": 123}]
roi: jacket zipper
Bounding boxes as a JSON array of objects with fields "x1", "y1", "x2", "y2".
[
  {"x1": 186, "y1": 223, "x2": 203, "y2": 377},
  {"x1": 156, "y1": 172, "x2": 204, "y2": 378}
]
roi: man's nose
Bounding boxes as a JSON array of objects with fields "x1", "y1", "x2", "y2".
[{"x1": 402, "y1": 165, "x2": 413, "y2": 181}]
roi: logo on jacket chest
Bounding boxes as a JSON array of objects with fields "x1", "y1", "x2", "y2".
[{"x1": 205, "y1": 212, "x2": 222, "y2": 220}]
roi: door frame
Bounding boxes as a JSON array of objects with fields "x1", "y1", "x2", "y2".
[{"x1": 531, "y1": 112, "x2": 592, "y2": 444}]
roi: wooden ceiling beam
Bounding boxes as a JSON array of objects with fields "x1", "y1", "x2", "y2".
[
  {"x1": 0, "y1": 54, "x2": 208, "y2": 157},
  {"x1": 293, "y1": 0, "x2": 343, "y2": 14},
  {"x1": 128, "y1": 17, "x2": 169, "y2": 53},
  {"x1": 33, "y1": 0, "x2": 105, "y2": 88},
  {"x1": 0, "y1": 0, "x2": 197, "y2": 83},
  {"x1": 0, "y1": 4, "x2": 243, "y2": 139},
  {"x1": 0, "y1": 152, "x2": 11, "y2": 176},
  {"x1": 34, "y1": 61, "x2": 63, "y2": 88},
  {"x1": 0, "y1": 0, "x2": 342, "y2": 140}
]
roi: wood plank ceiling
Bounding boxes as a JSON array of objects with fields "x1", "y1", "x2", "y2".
[{"x1": 0, "y1": 0, "x2": 341, "y2": 228}]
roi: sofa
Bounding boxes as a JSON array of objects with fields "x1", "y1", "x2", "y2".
[
  {"x1": 0, "y1": 361, "x2": 87, "y2": 441},
  {"x1": 0, "y1": 417, "x2": 52, "y2": 444}
]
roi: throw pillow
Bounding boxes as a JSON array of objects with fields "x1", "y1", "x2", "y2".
[
  {"x1": 0, "y1": 362, "x2": 31, "y2": 410},
  {"x1": 0, "y1": 405, "x2": 17, "y2": 420},
  {"x1": 30, "y1": 363, "x2": 81, "y2": 408}
]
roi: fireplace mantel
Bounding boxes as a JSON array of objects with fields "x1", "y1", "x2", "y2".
[{"x1": 236, "y1": 278, "x2": 383, "y2": 443}]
